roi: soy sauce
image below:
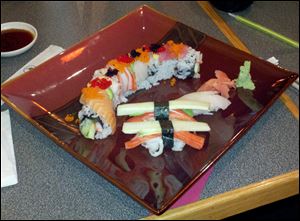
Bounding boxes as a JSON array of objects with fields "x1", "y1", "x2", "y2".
[{"x1": 1, "y1": 29, "x2": 34, "y2": 52}]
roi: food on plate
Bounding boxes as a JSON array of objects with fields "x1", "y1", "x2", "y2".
[
  {"x1": 117, "y1": 100, "x2": 209, "y2": 119},
  {"x1": 79, "y1": 87, "x2": 116, "y2": 139},
  {"x1": 235, "y1": 61, "x2": 255, "y2": 90},
  {"x1": 64, "y1": 113, "x2": 75, "y2": 122},
  {"x1": 122, "y1": 120, "x2": 210, "y2": 157},
  {"x1": 177, "y1": 91, "x2": 232, "y2": 115},
  {"x1": 125, "y1": 109, "x2": 197, "y2": 122},
  {"x1": 198, "y1": 60, "x2": 255, "y2": 98},
  {"x1": 198, "y1": 70, "x2": 235, "y2": 98},
  {"x1": 78, "y1": 41, "x2": 203, "y2": 139},
  {"x1": 170, "y1": 77, "x2": 176, "y2": 87}
]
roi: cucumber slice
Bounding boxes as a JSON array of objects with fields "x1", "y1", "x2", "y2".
[
  {"x1": 106, "y1": 88, "x2": 114, "y2": 100},
  {"x1": 169, "y1": 100, "x2": 209, "y2": 111},
  {"x1": 130, "y1": 63, "x2": 134, "y2": 73},
  {"x1": 117, "y1": 100, "x2": 209, "y2": 116},
  {"x1": 129, "y1": 112, "x2": 145, "y2": 117},
  {"x1": 80, "y1": 118, "x2": 96, "y2": 140},
  {"x1": 183, "y1": 109, "x2": 194, "y2": 117},
  {"x1": 122, "y1": 120, "x2": 210, "y2": 135},
  {"x1": 117, "y1": 102, "x2": 154, "y2": 116}
]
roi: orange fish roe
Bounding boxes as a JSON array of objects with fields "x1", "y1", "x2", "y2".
[
  {"x1": 81, "y1": 87, "x2": 105, "y2": 100},
  {"x1": 64, "y1": 114, "x2": 74, "y2": 122},
  {"x1": 170, "y1": 77, "x2": 176, "y2": 87},
  {"x1": 106, "y1": 41, "x2": 186, "y2": 73},
  {"x1": 166, "y1": 40, "x2": 175, "y2": 46},
  {"x1": 107, "y1": 59, "x2": 129, "y2": 72},
  {"x1": 135, "y1": 48, "x2": 150, "y2": 63},
  {"x1": 167, "y1": 40, "x2": 185, "y2": 58}
]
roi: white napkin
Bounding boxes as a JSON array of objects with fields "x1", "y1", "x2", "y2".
[
  {"x1": 1, "y1": 110, "x2": 18, "y2": 188},
  {"x1": 1, "y1": 45, "x2": 64, "y2": 188}
]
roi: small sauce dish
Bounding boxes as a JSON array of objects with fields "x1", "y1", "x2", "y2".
[{"x1": 1, "y1": 22, "x2": 38, "y2": 57}]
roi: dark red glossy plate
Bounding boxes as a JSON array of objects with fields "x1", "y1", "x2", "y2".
[{"x1": 1, "y1": 5, "x2": 298, "y2": 215}]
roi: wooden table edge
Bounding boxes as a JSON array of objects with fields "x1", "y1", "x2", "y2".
[{"x1": 142, "y1": 170, "x2": 299, "y2": 220}]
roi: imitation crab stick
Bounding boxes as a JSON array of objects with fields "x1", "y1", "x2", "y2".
[
  {"x1": 125, "y1": 131, "x2": 205, "y2": 150},
  {"x1": 126, "y1": 109, "x2": 197, "y2": 122}
]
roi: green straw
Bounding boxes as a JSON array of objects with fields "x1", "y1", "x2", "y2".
[{"x1": 228, "y1": 13, "x2": 299, "y2": 48}]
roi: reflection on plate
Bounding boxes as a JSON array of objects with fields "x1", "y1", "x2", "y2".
[{"x1": 1, "y1": 5, "x2": 298, "y2": 215}]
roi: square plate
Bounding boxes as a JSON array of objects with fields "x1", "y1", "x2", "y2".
[{"x1": 1, "y1": 5, "x2": 298, "y2": 215}]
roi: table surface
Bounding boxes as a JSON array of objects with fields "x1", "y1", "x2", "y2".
[{"x1": 1, "y1": 1, "x2": 299, "y2": 220}]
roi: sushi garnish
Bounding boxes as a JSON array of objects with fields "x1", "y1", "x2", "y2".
[
  {"x1": 129, "y1": 49, "x2": 141, "y2": 58},
  {"x1": 235, "y1": 61, "x2": 255, "y2": 90},
  {"x1": 198, "y1": 60, "x2": 255, "y2": 98},
  {"x1": 105, "y1": 68, "x2": 118, "y2": 77},
  {"x1": 90, "y1": 77, "x2": 112, "y2": 90},
  {"x1": 198, "y1": 70, "x2": 235, "y2": 98}
]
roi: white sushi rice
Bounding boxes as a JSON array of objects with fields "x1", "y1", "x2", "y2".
[
  {"x1": 78, "y1": 105, "x2": 112, "y2": 139},
  {"x1": 93, "y1": 68, "x2": 107, "y2": 79},
  {"x1": 94, "y1": 122, "x2": 112, "y2": 139},
  {"x1": 172, "y1": 139, "x2": 186, "y2": 151},
  {"x1": 147, "y1": 59, "x2": 177, "y2": 83},
  {"x1": 175, "y1": 48, "x2": 201, "y2": 79},
  {"x1": 136, "y1": 47, "x2": 202, "y2": 90},
  {"x1": 142, "y1": 137, "x2": 186, "y2": 157},
  {"x1": 142, "y1": 137, "x2": 164, "y2": 157},
  {"x1": 78, "y1": 105, "x2": 98, "y2": 120}
]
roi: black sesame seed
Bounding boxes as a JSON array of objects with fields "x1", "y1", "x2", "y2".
[
  {"x1": 106, "y1": 68, "x2": 118, "y2": 77},
  {"x1": 150, "y1": 43, "x2": 162, "y2": 52},
  {"x1": 130, "y1": 49, "x2": 141, "y2": 58}
]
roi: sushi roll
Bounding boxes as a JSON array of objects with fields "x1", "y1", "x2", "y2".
[
  {"x1": 122, "y1": 120, "x2": 210, "y2": 157},
  {"x1": 78, "y1": 41, "x2": 204, "y2": 140},
  {"x1": 78, "y1": 84, "x2": 116, "y2": 140}
]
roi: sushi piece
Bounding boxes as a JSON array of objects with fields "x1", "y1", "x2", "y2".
[
  {"x1": 117, "y1": 100, "x2": 210, "y2": 117},
  {"x1": 78, "y1": 86, "x2": 116, "y2": 139},
  {"x1": 78, "y1": 41, "x2": 204, "y2": 140},
  {"x1": 122, "y1": 120, "x2": 210, "y2": 157}
]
